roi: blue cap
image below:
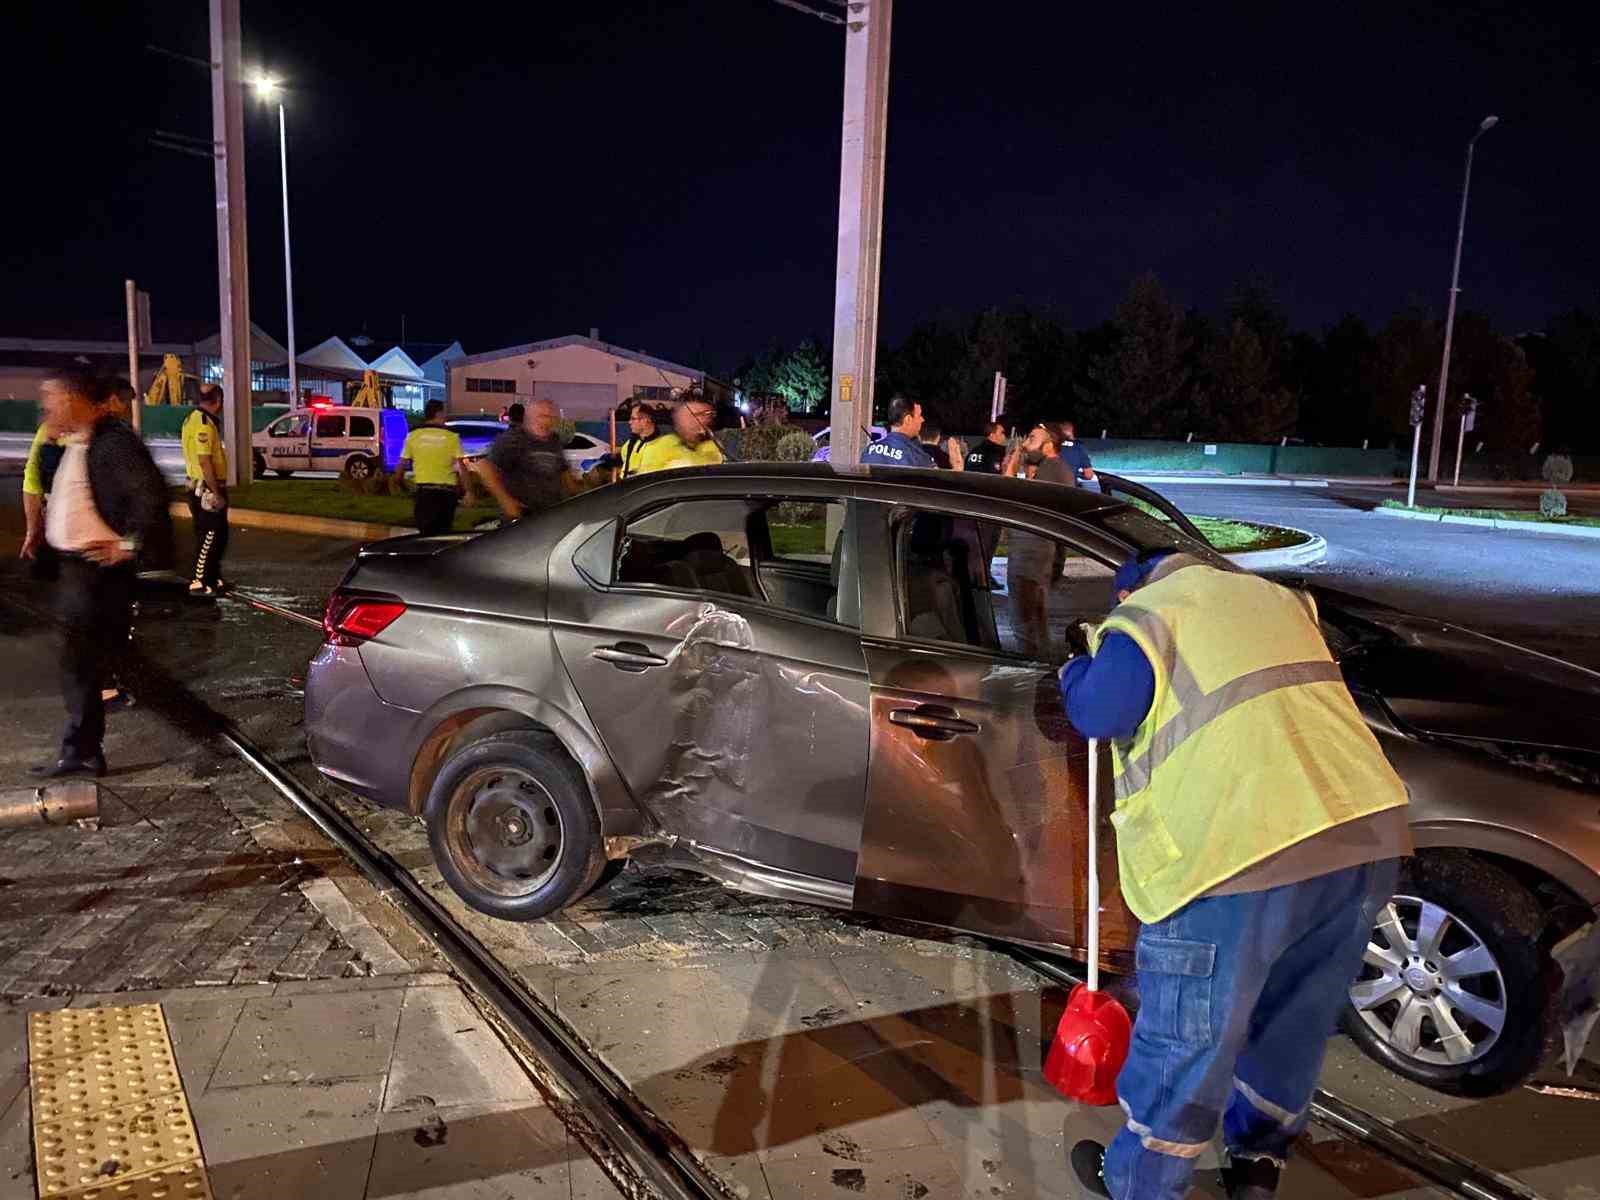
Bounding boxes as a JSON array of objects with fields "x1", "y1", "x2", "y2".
[{"x1": 1115, "y1": 551, "x2": 1172, "y2": 594}]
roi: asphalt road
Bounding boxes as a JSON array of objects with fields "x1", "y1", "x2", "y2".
[{"x1": 1161, "y1": 481, "x2": 1600, "y2": 670}]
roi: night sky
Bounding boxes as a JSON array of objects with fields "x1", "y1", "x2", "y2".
[{"x1": 6, "y1": 1, "x2": 1597, "y2": 373}]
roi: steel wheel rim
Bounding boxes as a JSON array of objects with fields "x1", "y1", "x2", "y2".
[
  {"x1": 1349, "y1": 893, "x2": 1508, "y2": 1067},
  {"x1": 446, "y1": 766, "x2": 564, "y2": 897}
]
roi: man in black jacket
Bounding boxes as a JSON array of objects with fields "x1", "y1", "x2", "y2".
[{"x1": 30, "y1": 372, "x2": 173, "y2": 778}]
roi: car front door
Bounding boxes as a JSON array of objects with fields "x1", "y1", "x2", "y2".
[
  {"x1": 851, "y1": 501, "x2": 1141, "y2": 965},
  {"x1": 264, "y1": 413, "x2": 311, "y2": 472},
  {"x1": 552, "y1": 487, "x2": 871, "y2": 886}
]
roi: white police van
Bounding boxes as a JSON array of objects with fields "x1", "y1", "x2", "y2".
[{"x1": 252, "y1": 404, "x2": 411, "y2": 480}]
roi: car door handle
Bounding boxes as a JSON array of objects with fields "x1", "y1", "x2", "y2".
[
  {"x1": 888, "y1": 706, "x2": 981, "y2": 739},
  {"x1": 591, "y1": 642, "x2": 669, "y2": 671}
]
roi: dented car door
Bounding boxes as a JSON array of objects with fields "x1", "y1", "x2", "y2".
[
  {"x1": 850, "y1": 500, "x2": 1141, "y2": 965},
  {"x1": 552, "y1": 489, "x2": 871, "y2": 886}
]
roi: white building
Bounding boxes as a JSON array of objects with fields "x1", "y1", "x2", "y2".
[{"x1": 446, "y1": 333, "x2": 707, "y2": 421}]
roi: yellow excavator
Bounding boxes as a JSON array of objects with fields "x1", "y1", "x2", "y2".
[
  {"x1": 349, "y1": 368, "x2": 388, "y2": 408},
  {"x1": 143, "y1": 353, "x2": 194, "y2": 405}
]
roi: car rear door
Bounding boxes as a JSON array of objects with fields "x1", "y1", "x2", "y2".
[
  {"x1": 850, "y1": 499, "x2": 1141, "y2": 963},
  {"x1": 551, "y1": 484, "x2": 871, "y2": 886}
]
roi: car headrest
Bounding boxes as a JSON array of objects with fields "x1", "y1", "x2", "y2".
[{"x1": 683, "y1": 531, "x2": 724, "y2": 555}]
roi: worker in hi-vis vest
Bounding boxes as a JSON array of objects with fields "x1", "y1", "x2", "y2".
[
  {"x1": 1059, "y1": 550, "x2": 1410, "y2": 1200},
  {"x1": 181, "y1": 384, "x2": 230, "y2": 596}
]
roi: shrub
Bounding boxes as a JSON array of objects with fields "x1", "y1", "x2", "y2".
[
  {"x1": 775, "y1": 430, "x2": 815, "y2": 462},
  {"x1": 737, "y1": 424, "x2": 787, "y2": 462},
  {"x1": 1540, "y1": 487, "x2": 1568, "y2": 519},
  {"x1": 1542, "y1": 453, "x2": 1574, "y2": 487}
]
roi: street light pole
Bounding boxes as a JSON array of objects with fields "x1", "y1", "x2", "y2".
[
  {"x1": 1427, "y1": 115, "x2": 1498, "y2": 481},
  {"x1": 209, "y1": 0, "x2": 251, "y2": 489},
  {"x1": 828, "y1": 0, "x2": 892, "y2": 469},
  {"x1": 254, "y1": 77, "x2": 297, "y2": 406}
]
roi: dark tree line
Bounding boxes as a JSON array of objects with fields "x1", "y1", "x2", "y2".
[{"x1": 739, "y1": 276, "x2": 1599, "y2": 451}]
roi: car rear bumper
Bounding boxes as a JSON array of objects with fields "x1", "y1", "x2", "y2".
[{"x1": 304, "y1": 642, "x2": 416, "y2": 808}]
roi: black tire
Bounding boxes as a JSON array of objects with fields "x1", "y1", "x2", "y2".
[
  {"x1": 1340, "y1": 853, "x2": 1551, "y2": 1097},
  {"x1": 274, "y1": 469, "x2": 295, "y2": 479},
  {"x1": 343, "y1": 454, "x2": 375, "y2": 482},
  {"x1": 252, "y1": 450, "x2": 267, "y2": 480},
  {"x1": 424, "y1": 731, "x2": 605, "y2": 921}
]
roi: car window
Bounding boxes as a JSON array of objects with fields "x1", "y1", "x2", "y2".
[
  {"x1": 1100, "y1": 508, "x2": 1229, "y2": 568},
  {"x1": 270, "y1": 415, "x2": 309, "y2": 438},
  {"x1": 895, "y1": 511, "x2": 1117, "y2": 664},
  {"x1": 615, "y1": 497, "x2": 857, "y2": 625},
  {"x1": 315, "y1": 414, "x2": 345, "y2": 439},
  {"x1": 349, "y1": 415, "x2": 376, "y2": 438}
]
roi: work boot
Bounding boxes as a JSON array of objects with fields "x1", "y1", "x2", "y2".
[
  {"x1": 29, "y1": 754, "x2": 107, "y2": 780},
  {"x1": 1069, "y1": 1141, "x2": 1111, "y2": 1198},
  {"x1": 1221, "y1": 1155, "x2": 1281, "y2": 1198}
]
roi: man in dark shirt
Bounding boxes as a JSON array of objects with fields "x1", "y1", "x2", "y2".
[
  {"x1": 918, "y1": 422, "x2": 966, "y2": 469},
  {"x1": 476, "y1": 399, "x2": 571, "y2": 520},
  {"x1": 861, "y1": 396, "x2": 963, "y2": 469},
  {"x1": 1055, "y1": 419, "x2": 1097, "y2": 487},
  {"x1": 964, "y1": 421, "x2": 1009, "y2": 473}
]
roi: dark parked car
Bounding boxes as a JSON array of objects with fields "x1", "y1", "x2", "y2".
[{"x1": 305, "y1": 463, "x2": 1600, "y2": 1096}]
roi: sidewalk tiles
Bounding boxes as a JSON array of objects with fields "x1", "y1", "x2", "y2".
[{"x1": 2, "y1": 974, "x2": 624, "y2": 1200}]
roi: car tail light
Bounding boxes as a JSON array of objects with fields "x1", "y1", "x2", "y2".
[{"x1": 323, "y1": 591, "x2": 407, "y2": 646}]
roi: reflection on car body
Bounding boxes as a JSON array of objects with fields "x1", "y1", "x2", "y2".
[{"x1": 304, "y1": 462, "x2": 1600, "y2": 1097}]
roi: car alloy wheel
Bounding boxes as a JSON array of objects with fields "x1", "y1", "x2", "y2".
[
  {"x1": 446, "y1": 766, "x2": 565, "y2": 897},
  {"x1": 346, "y1": 455, "x2": 373, "y2": 480},
  {"x1": 1348, "y1": 894, "x2": 1508, "y2": 1067}
]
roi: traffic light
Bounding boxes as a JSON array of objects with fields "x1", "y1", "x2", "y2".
[{"x1": 1410, "y1": 386, "x2": 1427, "y2": 427}]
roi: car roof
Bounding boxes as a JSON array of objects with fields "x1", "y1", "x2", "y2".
[{"x1": 612, "y1": 460, "x2": 1121, "y2": 517}]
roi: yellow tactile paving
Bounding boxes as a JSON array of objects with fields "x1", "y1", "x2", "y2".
[{"x1": 28, "y1": 1005, "x2": 212, "y2": 1200}]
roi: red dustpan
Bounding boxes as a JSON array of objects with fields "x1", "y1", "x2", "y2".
[{"x1": 1044, "y1": 738, "x2": 1132, "y2": 1106}]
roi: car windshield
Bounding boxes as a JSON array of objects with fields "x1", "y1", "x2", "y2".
[{"x1": 1098, "y1": 506, "x2": 1229, "y2": 568}]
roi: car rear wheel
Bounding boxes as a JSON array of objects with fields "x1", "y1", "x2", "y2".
[
  {"x1": 343, "y1": 454, "x2": 376, "y2": 482},
  {"x1": 252, "y1": 450, "x2": 267, "y2": 479},
  {"x1": 425, "y1": 731, "x2": 604, "y2": 921},
  {"x1": 274, "y1": 468, "x2": 295, "y2": 479},
  {"x1": 1341, "y1": 854, "x2": 1550, "y2": 1096}
]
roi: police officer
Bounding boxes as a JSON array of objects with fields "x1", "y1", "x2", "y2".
[
  {"x1": 182, "y1": 383, "x2": 230, "y2": 596},
  {"x1": 1061, "y1": 551, "x2": 1410, "y2": 1200},
  {"x1": 607, "y1": 400, "x2": 664, "y2": 478},
  {"x1": 397, "y1": 400, "x2": 467, "y2": 535},
  {"x1": 860, "y1": 396, "x2": 964, "y2": 469}
]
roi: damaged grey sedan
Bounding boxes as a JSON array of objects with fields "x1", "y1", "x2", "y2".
[{"x1": 304, "y1": 462, "x2": 1600, "y2": 1097}]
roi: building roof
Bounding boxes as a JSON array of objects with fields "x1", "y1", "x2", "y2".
[
  {"x1": 193, "y1": 322, "x2": 290, "y2": 363},
  {"x1": 450, "y1": 334, "x2": 704, "y2": 381},
  {"x1": 418, "y1": 341, "x2": 465, "y2": 382},
  {"x1": 366, "y1": 345, "x2": 426, "y2": 379},
  {"x1": 298, "y1": 336, "x2": 371, "y2": 371}
]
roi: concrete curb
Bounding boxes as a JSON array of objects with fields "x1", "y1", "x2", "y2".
[
  {"x1": 1124, "y1": 473, "x2": 1330, "y2": 488},
  {"x1": 1226, "y1": 529, "x2": 1328, "y2": 572},
  {"x1": 1371, "y1": 505, "x2": 1600, "y2": 541},
  {"x1": 168, "y1": 500, "x2": 413, "y2": 541}
]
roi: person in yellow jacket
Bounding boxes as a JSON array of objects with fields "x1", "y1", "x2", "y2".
[
  {"x1": 397, "y1": 400, "x2": 468, "y2": 535},
  {"x1": 629, "y1": 396, "x2": 724, "y2": 474},
  {"x1": 181, "y1": 384, "x2": 230, "y2": 596},
  {"x1": 1060, "y1": 550, "x2": 1409, "y2": 1200}
]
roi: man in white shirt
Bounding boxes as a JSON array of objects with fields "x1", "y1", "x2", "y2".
[{"x1": 30, "y1": 373, "x2": 172, "y2": 779}]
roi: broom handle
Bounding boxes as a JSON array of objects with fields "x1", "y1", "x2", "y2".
[{"x1": 1087, "y1": 736, "x2": 1100, "y2": 993}]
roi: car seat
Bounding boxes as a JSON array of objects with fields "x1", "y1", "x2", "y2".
[{"x1": 682, "y1": 531, "x2": 756, "y2": 597}]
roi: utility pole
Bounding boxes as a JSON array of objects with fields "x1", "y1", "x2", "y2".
[
  {"x1": 1428, "y1": 115, "x2": 1498, "y2": 481},
  {"x1": 124, "y1": 280, "x2": 142, "y2": 436},
  {"x1": 210, "y1": 0, "x2": 251, "y2": 488},
  {"x1": 277, "y1": 99, "x2": 298, "y2": 407},
  {"x1": 827, "y1": 0, "x2": 892, "y2": 469}
]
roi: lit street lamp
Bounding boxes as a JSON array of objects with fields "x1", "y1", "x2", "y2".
[
  {"x1": 1428, "y1": 114, "x2": 1498, "y2": 482},
  {"x1": 252, "y1": 73, "x2": 298, "y2": 406}
]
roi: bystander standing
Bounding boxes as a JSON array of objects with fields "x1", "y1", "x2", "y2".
[
  {"x1": 1056, "y1": 419, "x2": 1097, "y2": 487},
  {"x1": 29, "y1": 372, "x2": 172, "y2": 778},
  {"x1": 631, "y1": 395, "x2": 725, "y2": 473}
]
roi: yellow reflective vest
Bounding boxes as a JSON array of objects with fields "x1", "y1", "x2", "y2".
[
  {"x1": 182, "y1": 409, "x2": 227, "y2": 484},
  {"x1": 1091, "y1": 556, "x2": 1408, "y2": 923}
]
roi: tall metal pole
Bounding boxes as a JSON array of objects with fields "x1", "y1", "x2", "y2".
[
  {"x1": 828, "y1": 0, "x2": 892, "y2": 469},
  {"x1": 210, "y1": 0, "x2": 251, "y2": 489},
  {"x1": 124, "y1": 279, "x2": 142, "y2": 436},
  {"x1": 1428, "y1": 117, "x2": 1497, "y2": 481},
  {"x1": 278, "y1": 102, "x2": 298, "y2": 406}
]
